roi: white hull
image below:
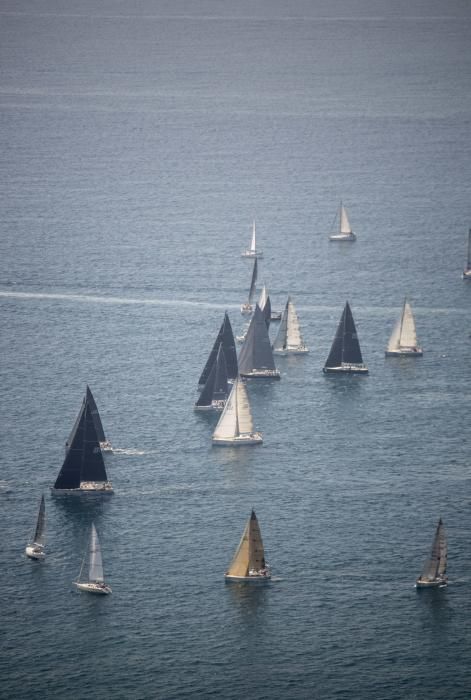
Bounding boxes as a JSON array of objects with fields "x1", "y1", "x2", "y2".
[
  {"x1": 241, "y1": 251, "x2": 263, "y2": 259},
  {"x1": 385, "y1": 348, "x2": 423, "y2": 357},
  {"x1": 74, "y1": 581, "x2": 112, "y2": 595},
  {"x1": 323, "y1": 363, "x2": 368, "y2": 374},
  {"x1": 463, "y1": 269, "x2": 471, "y2": 279},
  {"x1": 99, "y1": 441, "x2": 113, "y2": 453},
  {"x1": 52, "y1": 481, "x2": 114, "y2": 494},
  {"x1": 240, "y1": 369, "x2": 281, "y2": 380},
  {"x1": 329, "y1": 233, "x2": 356, "y2": 241},
  {"x1": 213, "y1": 433, "x2": 263, "y2": 446},
  {"x1": 415, "y1": 577, "x2": 447, "y2": 589},
  {"x1": 273, "y1": 345, "x2": 309, "y2": 355},
  {"x1": 25, "y1": 545, "x2": 45, "y2": 560}
]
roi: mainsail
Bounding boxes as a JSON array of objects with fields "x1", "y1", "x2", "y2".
[
  {"x1": 195, "y1": 344, "x2": 228, "y2": 408},
  {"x1": 339, "y1": 203, "x2": 352, "y2": 234},
  {"x1": 324, "y1": 301, "x2": 364, "y2": 368},
  {"x1": 198, "y1": 312, "x2": 238, "y2": 387},
  {"x1": 247, "y1": 258, "x2": 258, "y2": 305},
  {"x1": 33, "y1": 494, "x2": 46, "y2": 547},
  {"x1": 238, "y1": 304, "x2": 279, "y2": 376},
  {"x1": 419, "y1": 519, "x2": 447, "y2": 582},
  {"x1": 273, "y1": 297, "x2": 306, "y2": 352},
  {"x1": 54, "y1": 397, "x2": 109, "y2": 489},
  {"x1": 88, "y1": 523, "x2": 105, "y2": 583},
  {"x1": 387, "y1": 299, "x2": 418, "y2": 352},
  {"x1": 250, "y1": 221, "x2": 256, "y2": 254},
  {"x1": 226, "y1": 510, "x2": 267, "y2": 578},
  {"x1": 213, "y1": 378, "x2": 254, "y2": 440}
]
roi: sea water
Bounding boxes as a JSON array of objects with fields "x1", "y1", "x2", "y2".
[{"x1": 1, "y1": 1, "x2": 471, "y2": 698}]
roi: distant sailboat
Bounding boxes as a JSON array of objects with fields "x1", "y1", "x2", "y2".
[
  {"x1": 241, "y1": 220, "x2": 263, "y2": 258},
  {"x1": 385, "y1": 299, "x2": 422, "y2": 356},
  {"x1": 323, "y1": 301, "x2": 368, "y2": 374},
  {"x1": 241, "y1": 258, "x2": 258, "y2": 315},
  {"x1": 212, "y1": 378, "x2": 262, "y2": 446},
  {"x1": 74, "y1": 523, "x2": 112, "y2": 595},
  {"x1": 273, "y1": 297, "x2": 309, "y2": 354},
  {"x1": 238, "y1": 304, "x2": 281, "y2": 379},
  {"x1": 225, "y1": 510, "x2": 271, "y2": 582},
  {"x1": 198, "y1": 312, "x2": 238, "y2": 389},
  {"x1": 66, "y1": 386, "x2": 112, "y2": 453},
  {"x1": 195, "y1": 344, "x2": 229, "y2": 411},
  {"x1": 463, "y1": 228, "x2": 471, "y2": 279},
  {"x1": 416, "y1": 518, "x2": 448, "y2": 589},
  {"x1": 25, "y1": 494, "x2": 46, "y2": 560},
  {"x1": 329, "y1": 202, "x2": 356, "y2": 241},
  {"x1": 52, "y1": 393, "x2": 113, "y2": 493}
]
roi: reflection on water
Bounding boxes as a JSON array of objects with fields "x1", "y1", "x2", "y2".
[
  {"x1": 226, "y1": 580, "x2": 270, "y2": 631},
  {"x1": 416, "y1": 586, "x2": 452, "y2": 636}
]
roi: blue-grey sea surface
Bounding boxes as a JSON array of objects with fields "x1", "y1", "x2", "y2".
[{"x1": 1, "y1": 1, "x2": 471, "y2": 698}]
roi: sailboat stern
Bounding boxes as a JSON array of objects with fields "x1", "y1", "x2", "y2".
[
  {"x1": 385, "y1": 347, "x2": 423, "y2": 357},
  {"x1": 415, "y1": 576, "x2": 448, "y2": 589},
  {"x1": 52, "y1": 481, "x2": 114, "y2": 494},
  {"x1": 212, "y1": 432, "x2": 263, "y2": 446},
  {"x1": 323, "y1": 363, "x2": 368, "y2": 374},
  {"x1": 25, "y1": 545, "x2": 45, "y2": 560},
  {"x1": 74, "y1": 581, "x2": 112, "y2": 595}
]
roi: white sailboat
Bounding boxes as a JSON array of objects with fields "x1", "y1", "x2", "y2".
[
  {"x1": 462, "y1": 228, "x2": 471, "y2": 279},
  {"x1": 212, "y1": 378, "x2": 263, "y2": 446},
  {"x1": 74, "y1": 523, "x2": 112, "y2": 595},
  {"x1": 416, "y1": 518, "x2": 448, "y2": 589},
  {"x1": 25, "y1": 494, "x2": 46, "y2": 560},
  {"x1": 272, "y1": 296, "x2": 309, "y2": 354},
  {"x1": 329, "y1": 202, "x2": 356, "y2": 241},
  {"x1": 225, "y1": 510, "x2": 271, "y2": 582},
  {"x1": 241, "y1": 221, "x2": 263, "y2": 258},
  {"x1": 385, "y1": 299, "x2": 422, "y2": 356}
]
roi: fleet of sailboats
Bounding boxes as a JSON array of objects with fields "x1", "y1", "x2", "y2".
[
  {"x1": 225, "y1": 510, "x2": 271, "y2": 582},
  {"x1": 329, "y1": 202, "x2": 356, "y2": 241},
  {"x1": 385, "y1": 299, "x2": 422, "y2": 356},
  {"x1": 74, "y1": 523, "x2": 112, "y2": 595},
  {"x1": 212, "y1": 378, "x2": 263, "y2": 446},
  {"x1": 241, "y1": 221, "x2": 263, "y2": 258},
  {"x1": 462, "y1": 228, "x2": 471, "y2": 280},
  {"x1": 272, "y1": 296, "x2": 309, "y2": 354},
  {"x1": 25, "y1": 494, "x2": 46, "y2": 560},
  {"x1": 323, "y1": 301, "x2": 368, "y2": 373},
  {"x1": 416, "y1": 518, "x2": 448, "y2": 589}
]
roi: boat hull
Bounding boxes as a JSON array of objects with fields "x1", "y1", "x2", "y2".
[
  {"x1": 273, "y1": 346, "x2": 309, "y2": 355},
  {"x1": 415, "y1": 577, "x2": 447, "y2": 589},
  {"x1": 462, "y1": 270, "x2": 471, "y2": 280},
  {"x1": 99, "y1": 441, "x2": 113, "y2": 453},
  {"x1": 25, "y1": 545, "x2": 45, "y2": 560},
  {"x1": 241, "y1": 251, "x2": 263, "y2": 259},
  {"x1": 74, "y1": 581, "x2": 112, "y2": 595},
  {"x1": 213, "y1": 433, "x2": 263, "y2": 446},
  {"x1": 323, "y1": 364, "x2": 368, "y2": 374},
  {"x1": 329, "y1": 233, "x2": 356, "y2": 241},
  {"x1": 239, "y1": 370, "x2": 281, "y2": 380},
  {"x1": 51, "y1": 481, "x2": 114, "y2": 495},
  {"x1": 385, "y1": 348, "x2": 423, "y2": 357},
  {"x1": 225, "y1": 574, "x2": 270, "y2": 583}
]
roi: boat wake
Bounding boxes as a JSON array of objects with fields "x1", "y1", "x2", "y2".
[{"x1": 112, "y1": 448, "x2": 149, "y2": 456}]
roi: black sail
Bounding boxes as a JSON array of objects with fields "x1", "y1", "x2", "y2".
[
  {"x1": 86, "y1": 386, "x2": 106, "y2": 443},
  {"x1": 54, "y1": 400, "x2": 108, "y2": 489},
  {"x1": 238, "y1": 304, "x2": 277, "y2": 374},
  {"x1": 263, "y1": 295, "x2": 271, "y2": 329},
  {"x1": 324, "y1": 301, "x2": 364, "y2": 367},
  {"x1": 195, "y1": 356, "x2": 217, "y2": 408},
  {"x1": 212, "y1": 344, "x2": 229, "y2": 402},
  {"x1": 198, "y1": 312, "x2": 238, "y2": 387},
  {"x1": 247, "y1": 258, "x2": 258, "y2": 304}
]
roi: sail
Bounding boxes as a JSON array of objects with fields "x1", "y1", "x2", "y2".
[
  {"x1": 286, "y1": 297, "x2": 303, "y2": 347},
  {"x1": 86, "y1": 386, "x2": 106, "y2": 443},
  {"x1": 212, "y1": 345, "x2": 229, "y2": 402},
  {"x1": 272, "y1": 299, "x2": 289, "y2": 351},
  {"x1": 250, "y1": 221, "x2": 256, "y2": 253},
  {"x1": 420, "y1": 519, "x2": 446, "y2": 581},
  {"x1": 198, "y1": 312, "x2": 238, "y2": 386},
  {"x1": 324, "y1": 302, "x2": 363, "y2": 367},
  {"x1": 235, "y1": 379, "x2": 254, "y2": 435},
  {"x1": 399, "y1": 301, "x2": 418, "y2": 348},
  {"x1": 263, "y1": 295, "x2": 271, "y2": 329},
  {"x1": 466, "y1": 228, "x2": 471, "y2": 271},
  {"x1": 247, "y1": 258, "x2": 258, "y2": 305},
  {"x1": 238, "y1": 304, "x2": 277, "y2": 374},
  {"x1": 258, "y1": 284, "x2": 267, "y2": 310},
  {"x1": 386, "y1": 316, "x2": 402, "y2": 354},
  {"x1": 88, "y1": 524, "x2": 105, "y2": 582},
  {"x1": 213, "y1": 380, "x2": 239, "y2": 440},
  {"x1": 54, "y1": 399, "x2": 108, "y2": 489},
  {"x1": 33, "y1": 495, "x2": 46, "y2": 546},
  {"x1": 195, "y1": 356, "x2": 217, "y2": 408},
  {"x1": 339, "y1": 204, "x2": 352, "y2": 234},
  {"x1": 226, "y1": 511, "x2": 266, "y2": 577}
]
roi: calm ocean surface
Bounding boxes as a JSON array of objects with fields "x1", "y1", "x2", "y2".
[{"x1": 1, "y1": 1, "x2": 471, "y2": 698}]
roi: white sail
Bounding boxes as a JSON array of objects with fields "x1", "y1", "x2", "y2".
[
  {"x1": 387, "y1": 299, "x2": 419, "y2": 353},
  {"x1": 235, "y1": 379, "x2": 254, "y2": 435},
  {"x1": 258, "y1": 284, "x2": 268, "y2": 311},
  {"x1": 33, "y1": 494, "x2": 46, "y2": 547},
  {"x1": 88, "y1": 523, "x2": 105, "y2": 582},
  {"x1": 250, "y1": 221, "x2": 256, "y2": 253},
  {"x1": 437, "y1": 520, "x2": 447, "y2": 577},
  {"x1": 386, "y1": 316, "x2": 402, "y2": 353},
  {"x1": 286, "y1": 298, "x2": 303, "y2": 347},
  {"x1": 272, "y1": 302, "x2": 288, "y2": 351},
  {"x1": 213, "y1": 380, "x2": 239, "y2": 440},
  {"x1": 339, "y1": 204, "x2": 352, "y2": 234}
]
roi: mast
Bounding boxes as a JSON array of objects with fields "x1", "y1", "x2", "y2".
[{"x1": 33, "y1": 495, "x2": 46, "y2": 547}]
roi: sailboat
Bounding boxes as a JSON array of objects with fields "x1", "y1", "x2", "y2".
[
  {"x1": 241, "y1": 258, "x2": 258, "y2": 315},
  {"x1": 241, "y1": 220, "x2": 263, "y2": 258},
  {"x1": 329, "y1": 202, "x2": 356, "y2": 241},
  {"x1": 198, "y1": 312, "x2": 238, "y2": 389},
  {"x1": 52, "y1": 393, "x2": 113, "y2": 493},
  {"x1": 225, "y1": 510, "x2": 271, "y2": 582},
  {"x1": 66, "y1": 386, "x2": 112, "y2": 453},
  {"x1": 385, "y1": 299, "x2": 422, "y2": 356},
  {"x1": 238, "y1": 304, "x2": 281, "y2": 379},
  {"x1": 25, "y1": 494, "x2": 46, "y2": 560},
  {"x1": 195, "y1": 344, "x2": 229, "y2": 411},
  {"x1": 416, "y1": 518, "x2": 448, "y2": 589},
  {"x1": 273, "y1": 297, "x2": 309, "y2": 354},
  {"x1": 323, "y1": 301, "x2": 368, "y2": 374},
  {"x1": 462, "y1": 228, "x2": 471, "y2": 279},
  {"x1": 212, "y1": 378, "x2": 262, "y2": 446},
  {"x1": 74, "y1": 523, "x2": 112, "y2": 595}
]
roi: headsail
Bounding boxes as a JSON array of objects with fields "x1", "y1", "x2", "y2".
[
  {"x1": 339, "y1": 204, "x2": 352, "y2": 234},
  {"x1": 419, "y1": 518, "x2": 447, "y2": 582},
  {"x1": 250, "y1": 221, "x2": 256, "y2": 253},
  {"x1": 226, "y1": 510, "x2": 267, "y2": 578},
  {"x1": 238, "y1": 304, "x2": 278, "y2": 376},
  {"x1": 195, "y1": 344, "x2": 228, "y2": 408},
  {"x1": 88, "y1": 523, "x2": 105, "y2": 583},
  {"x1": 33, "y1": 494, "x2": 46, "y2": 547},
  {"x1": 213, "y1": 379, "x2": 239, "y2": 441},
  {"x1": 248, "y1": 258, "x2": 258, "y2": 305},
  {"x1": 198, "y1": 312, "x2": 238, "y2": 387}
]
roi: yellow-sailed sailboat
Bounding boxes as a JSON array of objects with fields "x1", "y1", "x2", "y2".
[{"x1": 225, "y1": 510, "x2": 271, "y2": 582}]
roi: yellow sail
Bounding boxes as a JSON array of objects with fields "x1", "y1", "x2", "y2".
[{"x1": 226, "y1": 510, "x2": 266, "y2": 577}]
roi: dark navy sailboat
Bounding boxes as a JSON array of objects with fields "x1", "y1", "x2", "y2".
[
  {"x1": 198, "y1": 312, "x2": 238, "y2": 389},
  {"x1": 238, "y1": 304, "x2": 280, "y2": 379},
  {"x1": 195, "y1": 343, "x2": 229, "y2": 411},
  {"x1": 53, "y1": 391, "x2": 113, "y2": 493},
  {"x1": 323, "y1": 301, "x2": 368, "y2": 374}
]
